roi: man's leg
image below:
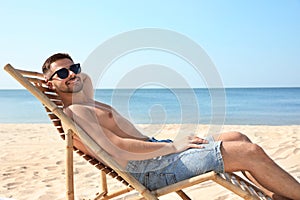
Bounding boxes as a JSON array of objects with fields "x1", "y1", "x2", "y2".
[
  {"x1": 213, "y1": 132, "x2": 277, "y2": 196},
  {"x1": 221, "y1": 141, "x2": 300, "y2": 199},
  {"x1": 213, "y1": 131, "x2": 252, "y2": 143},
  {"x1": 213, "y1": 132, "x2": 296, "y2": 199}
]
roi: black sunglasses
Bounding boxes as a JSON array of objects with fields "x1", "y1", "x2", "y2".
[{"x1": 49, "y1": 63, "x2": 81, "y2": 80}]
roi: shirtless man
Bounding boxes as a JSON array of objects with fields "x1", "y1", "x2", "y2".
[{"x1": 42, "y1": 53, "x2": 300, "y2": 200}]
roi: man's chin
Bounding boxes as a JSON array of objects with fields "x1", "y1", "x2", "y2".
[{"x1": 71, "y1": 86, "x2": 84, "y2": 93}]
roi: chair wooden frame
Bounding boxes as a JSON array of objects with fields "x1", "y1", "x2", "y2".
[{"x1": 4, "y1": 64, "x2": 272, "y2": 200}]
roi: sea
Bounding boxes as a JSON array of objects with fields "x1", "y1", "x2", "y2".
[{"x1": 0, "y1": 88, "x2": 299, "y2": 125}]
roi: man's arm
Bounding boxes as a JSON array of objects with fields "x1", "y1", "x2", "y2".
[
  {"x1": 81, "y1": 73, "x2": 94, "y2": 99},
  {"x1": 64, "y1": 104, "x2": 175, "y2": 161},
  {"x1": 64, "y1": 104, "x2": 202, "y2": 161}
]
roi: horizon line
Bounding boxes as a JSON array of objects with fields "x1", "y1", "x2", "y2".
[{"x1": 1, "y1": 86, "x2": 300, "y2": 90}]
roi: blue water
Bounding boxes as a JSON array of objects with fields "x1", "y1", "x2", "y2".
[{"x1": 0, "y1": 88, "x2": 299, "y2": 125}]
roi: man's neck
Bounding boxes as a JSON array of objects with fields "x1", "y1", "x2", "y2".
[{"x1": 58, "y1": 91, "x2": 92, "y2": 108}]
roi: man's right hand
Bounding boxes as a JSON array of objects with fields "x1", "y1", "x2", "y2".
[{"x1": 171, "y1": 135, "x2": 208, "y2": 153}]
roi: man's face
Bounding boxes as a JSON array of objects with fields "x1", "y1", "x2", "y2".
[{"x1": 48, "y1": 58, "x2": 83, "y2": 93}]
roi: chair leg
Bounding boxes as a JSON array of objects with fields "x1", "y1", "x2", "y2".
[
  {"x1": 66, "y1": 130, "x2": 75, "y2": 200},
  {"x1": 94, "y1": 171, "x2": 108, "y2": 199},
  {"x1": 176, "y1": 190, "x2": 191, "y2": 200},
  {"x1": 100, "y1": 171, "x2": 108, "y2": 195},
  {"x1": 95, "y1": 187, "x2": 134, "y2": 200}
]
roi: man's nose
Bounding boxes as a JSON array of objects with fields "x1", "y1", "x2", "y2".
[{"x1": 68, "y1": 69, "x2": 76, "y2": 77}]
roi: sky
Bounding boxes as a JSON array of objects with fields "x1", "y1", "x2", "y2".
[{"x1": 0, "y1": 0, "x2": 300, "y2": 89}]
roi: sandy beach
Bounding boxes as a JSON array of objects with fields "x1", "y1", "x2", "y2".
[{"x1": 1, "y1": 123, "x2": 299, "y2": 200}]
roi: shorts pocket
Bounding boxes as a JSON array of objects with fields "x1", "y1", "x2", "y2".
[{"x1": 143, "y1": 171, "x2": 177, "y2": 190}]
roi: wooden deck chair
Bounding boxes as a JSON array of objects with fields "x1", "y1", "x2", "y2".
[{"x1": 4, "y1": 63, "x2": 273, "y2": 200}]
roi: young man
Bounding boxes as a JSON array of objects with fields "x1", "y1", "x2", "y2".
[{"x1": 42, "y1": 53, "x2": 300, "y2": 200}]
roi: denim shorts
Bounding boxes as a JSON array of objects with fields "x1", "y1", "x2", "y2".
[{"x1": 126, "y1": 136, "x2": 224, "y2": 191}]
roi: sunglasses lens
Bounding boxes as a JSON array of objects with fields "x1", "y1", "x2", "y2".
[
  {"x1": 56, "y1": 68, "x2": 69, "y2": 79},
  {"x1": 69, "y1": 63, "x2": 81, "y2": 74},
  {"x1": 49, "y1": 64, "x2": 81, "y2": 80}
]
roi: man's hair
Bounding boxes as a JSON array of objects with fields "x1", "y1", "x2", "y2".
[{"x1": 42, "y1": 53, "x2": 73, "y2": 76}]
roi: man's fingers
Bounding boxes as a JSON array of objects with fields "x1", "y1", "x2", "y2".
[
  {"x1": 188, "y1": 144, "x2": 205, "y2": 149},
  {"x1": 190, "y1": 136, "x2": 208, "y2": 144}
]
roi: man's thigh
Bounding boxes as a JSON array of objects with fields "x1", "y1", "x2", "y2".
[{"x1": 220, "y1": 141, "x2": 256, "y2": 172}]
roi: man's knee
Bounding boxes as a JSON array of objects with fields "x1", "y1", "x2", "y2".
[
  {"x1": 247, "y1": 143, "x2": 266, "y2": 158},
  {"x1": 230, "y1": 131, "x2": 252, "y2": 142}
]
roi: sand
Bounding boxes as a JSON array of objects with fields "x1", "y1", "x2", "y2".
[{"x1": 0, "y1": 123, "x2": 299, "y2": 200}]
